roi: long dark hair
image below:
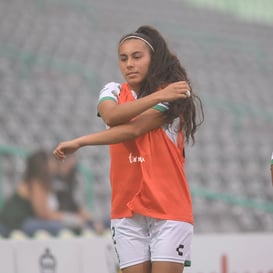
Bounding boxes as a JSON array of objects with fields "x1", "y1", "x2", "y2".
[
  {"x1": 23, "y1": 150, "x2": 51, "y2": 190},
  {"x1": 120, "y1": 25, "x2": 204, "y2": 144}
]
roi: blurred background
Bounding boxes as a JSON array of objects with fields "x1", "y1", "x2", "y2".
[{"x1": 0, "y1": 0, "x2": 272, "y2": 237}]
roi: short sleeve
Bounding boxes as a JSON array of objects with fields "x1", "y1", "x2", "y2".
[
  {"x1": 152, "y1": 102, "x2": 169, "y2": 112},
  {"x1": 98, "y1": 82, "x2": 121, "y2": 105}
]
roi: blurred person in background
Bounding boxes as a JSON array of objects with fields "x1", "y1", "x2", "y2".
[
  {"x1": 52, "y1": 154, "x2": 108, "y2": 234},
  {"x1": 0, "y1": 149, "x2": 90, "y2": 238},
  {"x1": 53, "y1": 25, "x2": 204, "y2": 273}
]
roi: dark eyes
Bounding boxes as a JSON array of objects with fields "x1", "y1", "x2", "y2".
[
  {"x1": 120, "y1": 53, "x2": 143, "y2": 62},
  {"x1": 120, "y1": 56, "x2": 127, "y2": 62}
]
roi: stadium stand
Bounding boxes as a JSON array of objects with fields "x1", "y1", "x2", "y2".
[{"x1": 0, "y1": 0, "x2": 272, "y2": 235}]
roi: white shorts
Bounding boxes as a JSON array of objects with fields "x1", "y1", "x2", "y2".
[{"x1": 111, "y1": 213, "x2": 193, "y2": 269}]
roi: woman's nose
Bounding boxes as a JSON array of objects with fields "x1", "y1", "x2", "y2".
[{"x1": 126, "y1": 58, "x2": 134, "y2": 67}]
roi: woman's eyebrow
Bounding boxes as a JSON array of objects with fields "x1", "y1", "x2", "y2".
[{"x1": 119, "y1": 50, "x2": 143, "y2": 56}]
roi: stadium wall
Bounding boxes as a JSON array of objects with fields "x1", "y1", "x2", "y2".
[{"x1": 0, "y1": 233, "x2": 272, "y2": 273}]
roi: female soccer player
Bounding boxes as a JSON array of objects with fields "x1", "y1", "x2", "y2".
[{"x1": 53, "y1": 25, "x2": 204, "y2": 273}]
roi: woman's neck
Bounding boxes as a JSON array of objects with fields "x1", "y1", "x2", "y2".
[{"x1": 127, "y1": 83, "x2": 140, "y2": 96}]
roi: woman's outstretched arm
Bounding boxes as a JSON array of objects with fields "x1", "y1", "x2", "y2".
[{"x1": 53, "y1": 109, "x2": 165, "y2": 160}]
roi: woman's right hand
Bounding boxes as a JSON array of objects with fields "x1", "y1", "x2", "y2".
[
  {"x1": 53, "y1": 140, "x2": 80, "y2": 160},
  {"x1": 158, "y1": 81, "x2": 191, "y2": 102}
]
